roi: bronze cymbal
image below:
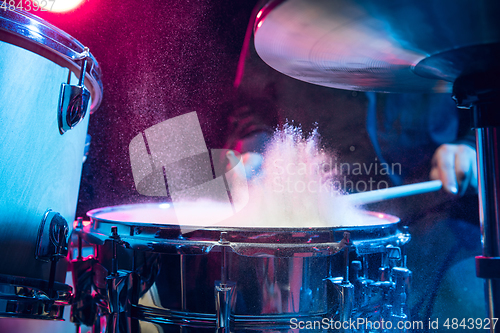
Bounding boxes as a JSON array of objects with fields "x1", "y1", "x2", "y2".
[{"x1": 254, "y1": 0, "x2": 500, "y2": 93}]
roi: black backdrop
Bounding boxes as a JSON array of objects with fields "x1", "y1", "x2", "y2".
[
  {"x1": 32, "y1": 0, "x2": 258, "y2": 217},
  {"x1": 31, "y1": 0, "x2": 460, "y2": 221}
]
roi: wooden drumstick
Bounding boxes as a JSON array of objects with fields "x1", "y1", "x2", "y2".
[{"x1": 347, "y1": 180, "x2": 443, "y2": 205}]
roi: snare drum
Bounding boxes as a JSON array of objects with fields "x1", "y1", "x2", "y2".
[
  {"x1": 74, "y1": 203, "x2": 411, "y2": 332},
  {"x1": 0, "y1": 9, "x2": 102, "y2": 320}
]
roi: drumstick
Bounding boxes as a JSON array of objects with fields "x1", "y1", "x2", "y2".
[{"x1": 347, "y1": 180, "x2": 443, "y2": 205}]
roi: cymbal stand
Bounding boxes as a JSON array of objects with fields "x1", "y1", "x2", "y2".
[{"x1": 453, "y1": 73, "x2": 500, "y2": 333}]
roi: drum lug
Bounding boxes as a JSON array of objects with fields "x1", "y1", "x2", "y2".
[
  {"x1": 215, "y1": 281, "x2": 236, "y2": 331},
  {"x1": 105, "y1": 226, "x2": 133, "y2": 333},
  {"x1": 325, "y1": 277, "x2": 354, "y2": 330},
  {"x1": 35, "y1": 210, "x2": 69, "y2": 262},
  {"x1": 351, "y1": 260, "x2": 374, "y2": 307},
  {"x1": 71, "y1": 257, "x2": 109, "y2": 327},
  {"x1": 391, "y1": 267, "x2": 411, "y2": 323},
  {"x1": 106, "y1": 271, "x2": 133, "y2": 333},
  {"x1": 325, "y1": 232, "x2": 355, "y2": 330},
  {"x1": 215, "y1": 232, "x2": 235, "y2": 330},
  {"x1": 58, "y1": 48, "x2": 91, "y2": 134},
  {"x1": 35, "y1": 209, "x2": 70, "y2": 298},
  {"x1": 380, "y1": 244, "x2": 402, "y2": 281}
]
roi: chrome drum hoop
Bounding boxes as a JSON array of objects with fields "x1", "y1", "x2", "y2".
[{"x1": 86, "y1": 203, "x2": 407, "y2": 258}]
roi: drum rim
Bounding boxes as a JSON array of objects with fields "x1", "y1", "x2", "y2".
[
  {"x1": 87, "y1": 202, "x2": 401, "y2": 231},
  {"x1": 85, "y1": 203, "x2": 405, "y2": 257},
  {"x1": 0, "y1": 9, "x2": 103, "y2": 112}
]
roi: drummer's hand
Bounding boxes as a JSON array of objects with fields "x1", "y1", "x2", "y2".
[
  {"x1": 430, "y1": 143, "x2": 477, "y2": 195},
  {"x1": 226, "y1": 151, "x2": 264, "y2": 180}
]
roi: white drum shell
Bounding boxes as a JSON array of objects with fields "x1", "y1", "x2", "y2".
[{"x1": 0, "y1": 39, "x2": 91, "y2": 282}]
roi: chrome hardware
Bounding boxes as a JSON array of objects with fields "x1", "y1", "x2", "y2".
[
  {"x1": 106, "y1": 271, "x2": 133, "y2": 333},
  {"x1": 35, "y1": 210, "x2": 69, "y2": 297},
  {"x1": 392, "y1": 267, "x2": 411, "y2": 323},
  {"x1": 110, "y1": 226, "x2": 120, "y2": 277},
  {"x1": 215, "y1": 231, "x2": 234, "y2": 330},
  {"x1": 77, "y1": 204, "x2": 412, "y2": 331},
  {"x1": 35, "y1": 210, "x2": 70, "y2": 262},
  {"x1": 71, "y1": 256, "x2": 109, "y2": 328},
  {"x1": 105, "y1": 226, "x2": 133, "y2": 333},
  {"x1": 215, "y1": 282, "x2": 235, "y2": 331},
  {"x1": 58, "y1": 47, "x2": 91, "y2": 134},
  {"x1": 380, "y1": 245, "x2": 402, "y2": 282},
  {"x1": 327, "y1": 232, "x2": 355, "y2": 331},
  {"x1": 0, "y1": 274, "x2": 72, "y2": 320},
  {"x1": 324, "y1": 232, "x2": 411, "y2": 332}
]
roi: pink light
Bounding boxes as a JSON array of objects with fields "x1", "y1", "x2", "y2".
[
  {"x1": 32, "y1": 0, "x2": 85, "y2": 12},
  {"x1": 257, "y1": 21, "x2": 263, "y2": 28},
  {"x1": 256, "y1": 10, "x2": 263, "y2": 19},
  {"x1": 73, "y1": 220, "x2": 92, "y2": 227}
]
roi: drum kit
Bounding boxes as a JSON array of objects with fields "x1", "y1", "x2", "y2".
[{"x1": 0, "y1": 0, "x2": 499, "y2": 332}]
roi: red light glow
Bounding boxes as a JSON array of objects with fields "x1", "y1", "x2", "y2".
[
  {"x1": 73, "y1": 220, "x2": 92, "y2": 227},
  {"x1": 32, "y1": 0, "x2": 85, "y2": 12}
]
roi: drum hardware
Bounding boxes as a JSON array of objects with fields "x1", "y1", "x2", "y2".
[
  {"x1": 392, "y1": 267, "x2": 411, "y2": 321},
  {"x1": 70, "y1": 255, "x2": 110, "y2": 329},
  {"x1": 326, "y1": 232, "x2": 355, "y2": 327},
  {"x1": 70, "y1": 219, "x2": 110, "y2": 330},
  {"x1": 3, "y1": 207, "x2": 72, "y2": 321},
  {"x1": 106, "y1": 226, "x2": 134, "y2": 333},
  {"x1": 0, "y1": 274, "x2": 73, "y2": 320},
  {"x1": 58, "y1": 47, "x2": 91, "y2": 134},
  {"x1": 215, "y1": 231, "x2": 235, "y2": 331},
  {"x1": 452, "y1": 73, "x2": 500, "y2": 326},
  {"x1": 326, "y1": 241, "x2": 410, "y2": 331},
  {"x1": 35, "y1": 210, "x2": 70, "y2": 298},
  {"x1": 379, "y1": 245, "x2": 401, "y2": 282},
  {"x1": 351, "y1": 260, "x2": 371, "y2": 305},
  {"x1": 70, "y1": 204, "x2": 411, "y2": 332},
  {"x1": 71, "y1": 224, "x2": 136, "y2": 333},
  {"x1": 76, "y1": 217, "x2": 85, "y2": 261},
  {"x1": 0, "y1": 8, "x2": 103, "y2": 326}
]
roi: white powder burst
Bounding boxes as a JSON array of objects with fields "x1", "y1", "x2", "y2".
[{"x1": 222, "y1": 124, "x2": 368, "y2": 228}]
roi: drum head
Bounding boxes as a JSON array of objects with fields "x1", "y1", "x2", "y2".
[{"x1": 86, "y1": 202, "x2": 404, "y2": 257}]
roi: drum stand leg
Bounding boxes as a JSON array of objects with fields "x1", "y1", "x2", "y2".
[
  {"x1": 453, "y1": 74, "x2": 500, "y2": 333},
  {"x1": 215, "y1": 233, "x2": 234, "y2": 332}
]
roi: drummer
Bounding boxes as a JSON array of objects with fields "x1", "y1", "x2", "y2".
[{"x1": 223, "y1": 54, "x2": 482, "y2": 326}]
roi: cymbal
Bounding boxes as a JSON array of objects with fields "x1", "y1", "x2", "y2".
[{"x1": 254, "y1": 0, "x2": 500, "y2": 93}]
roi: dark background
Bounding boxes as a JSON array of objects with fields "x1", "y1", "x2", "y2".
[
  {"x1": 15, "y1": 1, "x2": 484, "y2": 323},
  {"x1": 33, "y1": 0, "x2": 260, "y2": 216},
  {"x1": 32, "y1": 0, "x2": 378, "y2": 218},
  {"x1": 30, "y1": 0, "x2": 476, "y2": 224}
]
